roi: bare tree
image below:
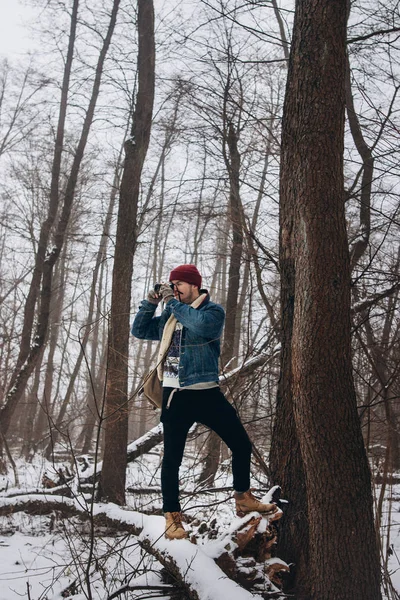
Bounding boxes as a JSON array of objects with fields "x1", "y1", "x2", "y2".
[
  {"x1": 0, "y1": 0, "x2": 121, "y2": 469},
  {"x1": 99, "y1": 0, "x2": 155, "y2": 505}
]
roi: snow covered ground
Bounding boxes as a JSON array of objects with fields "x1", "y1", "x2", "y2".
[
  {"x1": 380, "y1": 483, "x2": 400, "y2": 595},
  {"x1": 0, "y1": 523, "x2": 147, "y2": 600},
  {"x1": 0, "y1": 449, "x2": 399, "y2": 599}
]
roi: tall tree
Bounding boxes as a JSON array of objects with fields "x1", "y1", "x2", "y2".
[
  {"x1": 270, "y1": 0, "x2": 382, "y2": 598},
  {"x1": 99, "y1": 0, "x2": 155, "y2": 505}
]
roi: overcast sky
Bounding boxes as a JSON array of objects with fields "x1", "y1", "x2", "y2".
[{"x1": 0, "y1": 0, "x2": 37, "y2": 59}]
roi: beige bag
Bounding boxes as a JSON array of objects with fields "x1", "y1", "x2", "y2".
[{"x1": 142, "y1": 367, "x2": 163, "y2": 409}]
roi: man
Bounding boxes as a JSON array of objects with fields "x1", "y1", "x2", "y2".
[{"x1": 132, "y1": 264, "x2": 281, "y2": 539}]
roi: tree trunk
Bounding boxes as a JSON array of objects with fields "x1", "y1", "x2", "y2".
[
  {"x1": 198, "y1": 119, "x2": 244, "y2": 488},
  {"x1": 34, "y1": 245, "x2": 67, "y2": 449},
  {"x1": 21, "y1": 354, "x2": 43, "y2": 459},
  {"x1": 99, "y1": 0, "x2": 155, "y2": 505},
  {"x1": 345, "y1": 53, "x2": 373, "y2": 271},
  {"x1": 274, "y1": 0, "x2": 382, "y2": 598},
  {"x1": 269, "y1": 183, "x2": 310, "y2": 596},
  {"x1": 221, "y1": 122, "x2": 243, "y2": 370}
]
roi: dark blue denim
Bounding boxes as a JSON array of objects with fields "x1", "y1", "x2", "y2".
[
  {"x1": 160, "y1": 386, "x2": 252, "y2": 512},
  {"x1": 131, "y1": 294, "x2": 225, "y2": 387}
]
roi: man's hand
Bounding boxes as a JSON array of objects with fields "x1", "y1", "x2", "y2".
[
  {"x1": 147, "y1": 288, "x2": 162, "y2": 305},
  {"x1": 159, "y1": 282, "x2": 174, "y2": 303}
]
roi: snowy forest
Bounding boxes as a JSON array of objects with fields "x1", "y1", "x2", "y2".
[{"x1": 0, "y1": 0, "x2": 399, "y2": 598}]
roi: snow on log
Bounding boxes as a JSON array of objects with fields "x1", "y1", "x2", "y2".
[
  {"x1": 0, "y1": 494, "x2": 279, "y2": 600},
  {"x1": 202, "y1": 510, "x2": 289, "y2": 594}
]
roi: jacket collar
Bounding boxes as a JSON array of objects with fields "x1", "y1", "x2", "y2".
[{"x1": 198, "y1": 289, "x2": 210, "y2": 307}]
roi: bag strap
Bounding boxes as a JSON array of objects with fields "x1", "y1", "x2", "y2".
[{"x1": 156, "y1": 314, "x2": 177, "y2": 378}]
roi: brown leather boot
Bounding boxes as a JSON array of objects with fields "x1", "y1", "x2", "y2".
[
  {"x1": 235, "y1": 490, "x2": 282, "y2": 521},
  {"x1": 164, "y1": 511, "x2": 188, "y2": 540}
]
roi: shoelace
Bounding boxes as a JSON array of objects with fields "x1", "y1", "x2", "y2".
[{"x1": 170, "y1": 512, "x2": 184, "y2": 529}]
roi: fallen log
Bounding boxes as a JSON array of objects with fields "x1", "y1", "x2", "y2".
[
  {"x1": 209, "y1": 513, "x2": 289, "y2": 595},
  {"x1": 0, "y1": 494, "x2": 280, "y2": 600}
]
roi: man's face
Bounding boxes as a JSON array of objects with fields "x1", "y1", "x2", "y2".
[{"x1": 171, "y1": 280, "x2": 200, "y2": 304}]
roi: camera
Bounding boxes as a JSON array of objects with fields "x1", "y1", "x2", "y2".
[{"x1": 154, "y1": 282, "x2": 174, "y2": 293}]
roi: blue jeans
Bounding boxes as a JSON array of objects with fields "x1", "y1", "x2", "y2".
[{"x1": 160, "y1": 386, "x2": 252, "y2": 512}]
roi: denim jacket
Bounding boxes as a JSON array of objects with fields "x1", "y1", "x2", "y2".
[{"x1": 131, "y1": 293, "x2": 225, "y2": 387}]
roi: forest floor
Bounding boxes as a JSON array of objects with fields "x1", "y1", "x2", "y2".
[{"x1": 0, "y1": 444, "x2": 399, "y2": 600}]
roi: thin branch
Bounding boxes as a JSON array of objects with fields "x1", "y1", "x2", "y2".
[{"x1": 348, "y1": 27, "x2": 400, "y2": 44}]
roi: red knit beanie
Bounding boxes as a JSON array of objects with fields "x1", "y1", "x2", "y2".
[{"x1": 169, "y1": 264, "x2": 202, "y2": 288}]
